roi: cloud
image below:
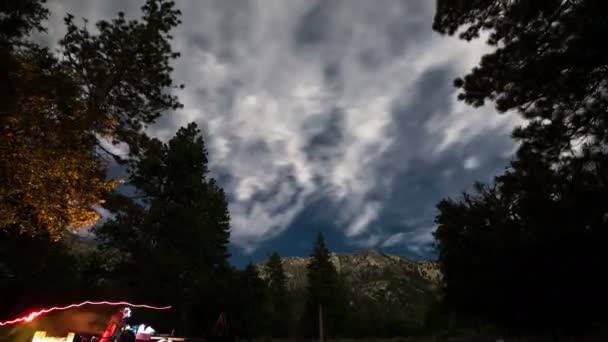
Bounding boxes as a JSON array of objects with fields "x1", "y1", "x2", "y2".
[
  {"x1": 381, "y1": 232, "x2": 405, "y2": 247},
  {"x1": 45, "y1": 0, "x2": 522, "y2": 255},
  {"x1": 355, "y1": 234, "x2": 382, "y2": 249},
  {"x1": 346, "y1": 202, "x2": 380, "y2": 237},
  {"x1": 382, "y1": 227, "x2": 434, "y2": 255},
  {"x1": 464, "y1": 156, "x2": 481, "y2": 170}
]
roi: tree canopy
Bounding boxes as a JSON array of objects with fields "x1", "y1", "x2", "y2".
[
  {"x1": 0, "y1": 0, "x2": 182, "y2": 238},
  {"x1": 95, "y1": 122, "x2": 231, "y2": 334},
  {"x1": 436, "y1": 147, "x2": 608, "y2": 332},
  {"x1": 433, "y1": 0, "x2": 608, "y2": 335},
  {"x1": 434, "y1": 0, "x2": 608, "y2": 160}
]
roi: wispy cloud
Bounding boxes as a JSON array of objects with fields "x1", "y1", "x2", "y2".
[
  {"x1": 346, "y1": 202, "x2": 381, "y2": 237},
  {"x1": 382, "y1": 233, "x2": 405, "y2": 248},
  {"x1": 381, "y1": 227, "x2": 434, "y2": 256}
]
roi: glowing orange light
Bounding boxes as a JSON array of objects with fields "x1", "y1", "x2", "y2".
[
  {"x1": 0, "y1": 301, "x2": 171, "y2": 326},
  {"x1": 31, "y1": 331, "x2": 75, "y2": 342}
]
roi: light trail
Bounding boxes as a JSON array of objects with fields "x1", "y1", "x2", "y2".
[{"x1": 0, "y1": 301, "x2": 171, "y2": 326}]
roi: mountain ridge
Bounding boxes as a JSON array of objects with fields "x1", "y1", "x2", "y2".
[
  {"x1": 256, "y1": 249, "x2": 442, "y2": 327},
  {"x1": 256, "y1": 249, "x2": 441, "y2": 289}
]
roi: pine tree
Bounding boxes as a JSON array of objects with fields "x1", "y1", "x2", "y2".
[
  {"x1": 266, "y1": 252, "x2": 290, "y2": 337},
  {"x1": 434, "y1": 147, "x2": 608, "y2": 334},
  {"x1": 305, "y1": 233, "x2": 347, "y2": 338},
  {"x1": 267, "y1": 252, "x2": 288, "y2": 305},
  {"x1": 231, "y1": 263, "x2": 269, "y2": 339},
  {"x1": 95, "y1": 122, "x2": 231, "y2": 335}
]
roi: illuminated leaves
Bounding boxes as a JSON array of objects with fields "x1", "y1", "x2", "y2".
[
  {"x1": 1, "y1": 87, "x2": 116, "y2": 238},
  {"x1": 1, "y1": 0, "x2": 182, "y2": 238}
]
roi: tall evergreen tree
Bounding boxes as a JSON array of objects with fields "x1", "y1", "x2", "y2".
[
  {"x1": 229, "y1": 263, "x2": 269, "y2": 339},
  {"x1": 305, "y1": 233, "x2": 347, "y2": 338},
  {"x1": 266, "y1": 252, "x2": 290, "y2": 337},
  {"x1": 435, "y1": 147, "x2": 608, "y2": 334},
  {"x1": 95, "y1": 122, "x2": 231, "y2": 335}
]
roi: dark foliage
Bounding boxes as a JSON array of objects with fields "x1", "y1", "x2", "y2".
[
  {"x1": 94, "y1": 123, "x2": 231, "y2": 335},
  {"x1": 435, "y1": 147, "x2": 608, "y2": 334},
  {"x1": 434, "y1": 0, "x2": 608, "y2": 160},
  {"x1": 0, "y1": 228, "x2": 89, "y2": 320},
  {"x1": 266, "y1": 252, "x2": 292, "y2": 337},
  {"x1": 304, "y1": 233, "x2": 348, "y2": 338},
  {"x1": 228, "y1": 264, "x2": 270, "y2": 339},
  {"x1": 434, "y1": 0, "x2": 608, "y2": 336}
]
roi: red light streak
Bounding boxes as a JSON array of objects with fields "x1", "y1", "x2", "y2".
[{"x1": 0, "y1": 301, "x2": 171, "y2": 327}]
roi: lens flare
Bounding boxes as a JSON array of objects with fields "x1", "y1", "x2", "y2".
[{"x1": 0, "y1": 301, "x2": 171, "y2": 326}]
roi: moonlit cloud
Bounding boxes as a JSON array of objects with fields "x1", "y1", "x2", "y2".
[
  {"x1": 346, "y1": 202, "x2": 381, "y2": 238},
  {"x1": 464, "y1": 156, "x2": 481, "y2": 170},
  {"x1": 381, "y1": 233, "x2": 405, "y2": 248},
  {"x1": 45, "y1": 0, "x2": 521, "y2": 256}
]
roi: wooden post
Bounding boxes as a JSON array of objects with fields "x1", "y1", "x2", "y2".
[{"x1": 319, "y1": 304, "x2": 324, "y2": 342}]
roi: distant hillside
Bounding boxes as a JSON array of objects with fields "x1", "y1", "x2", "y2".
[
  {"x1": 257, "y1": 250, "x2": 441, "y2": 289},
  {"x1": 256, "y1": 250, "x2": 442, "y2": 327}
]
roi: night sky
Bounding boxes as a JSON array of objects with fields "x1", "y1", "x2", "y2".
[{"x1": 44, "y1": 0, "x2": 521, "y2": 267}]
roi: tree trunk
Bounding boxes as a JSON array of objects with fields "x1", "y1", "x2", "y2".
[{"x1": 319, "y1": 304, "x2": 324, "y2": 342}]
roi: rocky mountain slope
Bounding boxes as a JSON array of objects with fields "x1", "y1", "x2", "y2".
[
  {"x1": 257, "y1": 250, "x2": 441, "y2": 290},
  {"x1": 257, "y1": 250, "x2": 442, "y2": 326}
]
